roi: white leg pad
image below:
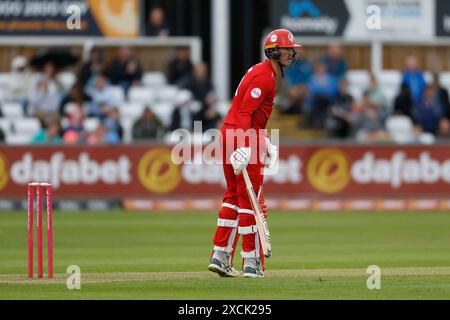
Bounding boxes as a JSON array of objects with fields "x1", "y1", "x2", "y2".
[
  {"x1": 238, "y1": 225, "x2": 257, "y2": 235},
  {"x1": 238, "y1": 208, "x2": 254, "y2": 215},
  {"x1": 222, "y1": 203, "x2": 239, "y2": 211},
  {"x1": 240, "y1": 250, "x2": 260, "y2": 258},
  {"x1": 214, "y1": 245, "x2": 233, "y2": 253},
  {"x1": 217, "y1": 218, "x2": 238, "y2": 227}
]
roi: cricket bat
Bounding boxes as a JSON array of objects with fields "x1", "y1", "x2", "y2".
[{"x1": 241, "y1": 167, "x2": 272, "y2": 258}]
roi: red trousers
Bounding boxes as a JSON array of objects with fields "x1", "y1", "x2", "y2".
[{"x1": 212, "y1": 126, "x2": 266, "y2": 269}]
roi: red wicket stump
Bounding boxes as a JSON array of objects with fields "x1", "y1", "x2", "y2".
[{"x1": 27, "y1": 182, "x2": 53, "y2": 278}]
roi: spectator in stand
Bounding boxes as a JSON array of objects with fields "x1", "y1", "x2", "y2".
[
  {"x1": 31, "y1": 118, "x2": 63, "y2": 145},
  {"x1": 284, "y1": 57, "x2": 313, "y2": 114},
  {"x1": 414, "y1": 85, "x2": 445, "y2": 135},
  {"x1": 185, "y1": 62, "x2": 214, "y2": 104},
  {"x1": 328, "y1": 79, "x2": 353, "y2": 138},
  {"x1": 41, "y1": 61, "x2": 65, "y2": 93},
  {"x1": 306, "y1": 61, "x2": 338, "y2": 129},
  {"x1": 430, "y1": 73, "x2": 450, "y2": 118},
  {"x1": 59, "y1": 84, "x2": 91, "y2": 116},
  {"x1": 393, "y1": 83, "x2": 414, "y2": 120},
  {"x1": 27, "y1": 75, "x2": 61, "y2": 117},
  {"x1": 87, "y1": 124, "x2": 107, "y2": 145},
  {"x1": 5, "y1": 55, "x2": 33, "y2": 106},
  {"x1": 170, "y1": 90, "x2": 195, "y2": 131},
  {"x1": 27, "y1": 61, "x2": 64, "y2": 117},
  {"x1": 401, "y1": 55, "x2": 426, "y2": 106},
  {"x1": 87, "y1": 121, "x2": 120, "y2": 145},
  {"x1": 79, "y1": 48, "x2": 106, "y2": 88},
  {"x1": 146, "y1": 7, "x2": 171, "y2": 37},
  {"x1": 168, "y1": 46, "x2": 193, "y2": 88},
  {"x1": 431, "y1": 73, "x2": 450, "y2": 137},
  {"x1": 367, "y1": 73, "x2": 389, "y2": 122},
  {"x1": 322, "y1": 43, "x2": 347, "y2": 80},
  {"x1": 84, "y1": 73, "x2": 119, "y2": 119},
  {"x1": 104, "y1": 107, "x2": 123, "y2": 141},
  {"x1": 132, "y1": 107, "x2": 165, "y2": 141},
  {"x1": 334, "y1": 91, "x2": 387, "y2": 142},
  {"x1": 107, "y1": 46, "x2": 142, "y2": 94},
  {"x1": 195, "y1": 105, "x2": 222, "y2": 132},
  {"x1": 63, "y1": 103, "x2": 87, "y2": 144}
]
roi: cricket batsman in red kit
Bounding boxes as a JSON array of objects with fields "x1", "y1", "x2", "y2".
[{"x1": 208, "y1": 29, "x2": 302, "y2": 278}]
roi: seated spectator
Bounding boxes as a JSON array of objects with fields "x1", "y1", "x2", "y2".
[
  {"x1": 106, "y1": 47, "x2": 142, "y2": 94},
  {"x1": 430, "y1": 73, "x2": 450, "y2": 118},
  {"x1": 284, "y1": 57, "x2": 313, "y2": 114},
  {"x1": 170, "y1": 90, "x2": 195, "y2": 131},
  {"x1": 414, "y1": 85, "x2": 444, "y2": 135},
  {"x1": 63, "y1": 103, "x2": 87, "y2": 144},
  {"x1": 327, "y1": 79, "x2": 353, "y2": 138},
  {"x1": 401, "y1": 55, "x2": 426, "y2": 106},
  {"x1": 132, "y1": 107, "x2": 165, "y2": 140},
  {"x1": 195, "y1": 106, "x2": 222, "y2": 132},
  {"x1": 87, "y1": 122, "x2": 120, "y2": 145},
  {"x1": 40, "y1": 61, "x2": 65, "y2": 93},
  {"x1": 306, "y1": 61, "x2": 338, "y2": 129},
  {"x1": 334, "y1": 91, "x2": 387, "y2": 142},
  {"x1": 59, "y1": 85, "x2": 91, "y2": 116},
  {"x1": 322, "y1": 43, "x2": 347, "y2": 80},
  {"x1": 87, "y1": 124, "x2": 106, "y2": 145},
  {"x1": 5, "y1": 55, "x2": 33, "y2": 105},
  {"x1": 27, "y1": 75, "x2": 61, "y2": 117},
  {"x1": 85, "y1": 73, "x2": 119, "y2": 119},
  {"x1": 103, "y1": 107, "x2": 123, "y2": 141},
  {"x1": 168, "y1": 46, "x2": 193, "y2": 87},
  {"x1": 185, "y1": 62, "x2": 214, "y2": 104},
  {"x1": 31, "y1": 118, "x2": 63, "y2": 145},
  {"x1": 146, "y1": 7, "x2": 171, "y2": 37},
  {"x1": 393, "y1": 83, "x2": 414, "y2": 120},
  {"x1": 78, "y1": 48, "x2": 106, "y2": 88},
  {"x1": 367, "y1": 73, "x2": 389, "y2": 121}
]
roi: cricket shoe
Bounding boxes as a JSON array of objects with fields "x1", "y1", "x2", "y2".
[
  {"x1": 242, "y1": 258, "x2": 264, "y2": 278},
  {"x1": 208, "y1": 251, "x2": 240, "y2": 277}
]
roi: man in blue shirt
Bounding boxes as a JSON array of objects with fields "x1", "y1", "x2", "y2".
[
  {"x1": 322, "y1": 43, "x2": 347, "y2": 80},
  {"x1": 402, "y1": 55, "x2": 426, "y2": 106},
  {"x1": 284, "y1": 58, "x2": 313, "y2": 114}
]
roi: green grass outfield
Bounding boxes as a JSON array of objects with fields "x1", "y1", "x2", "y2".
[{"x1": 1, "y1": 210, "x2": 450, "y2": 299}]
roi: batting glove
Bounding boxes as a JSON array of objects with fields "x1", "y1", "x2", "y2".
[
  {"x1": 230, "y1": 147, "x2": 252, "y2": 175},
  {"x1": 264, "y1": 137, "x2": 278, "y2": 169}
]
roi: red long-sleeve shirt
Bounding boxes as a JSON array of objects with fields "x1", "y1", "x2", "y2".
[{"x1": 223, "y1": 59, "x2": 277, "y2": 131}]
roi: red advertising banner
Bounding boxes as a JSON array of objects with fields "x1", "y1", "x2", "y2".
[{"x1": 1, "y1": 145, "x2": 450, "y2": 199}]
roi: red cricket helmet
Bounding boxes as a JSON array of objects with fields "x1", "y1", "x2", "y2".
[{"x1": 264, "y1": 29, "x2": 302, "y2": 50}]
